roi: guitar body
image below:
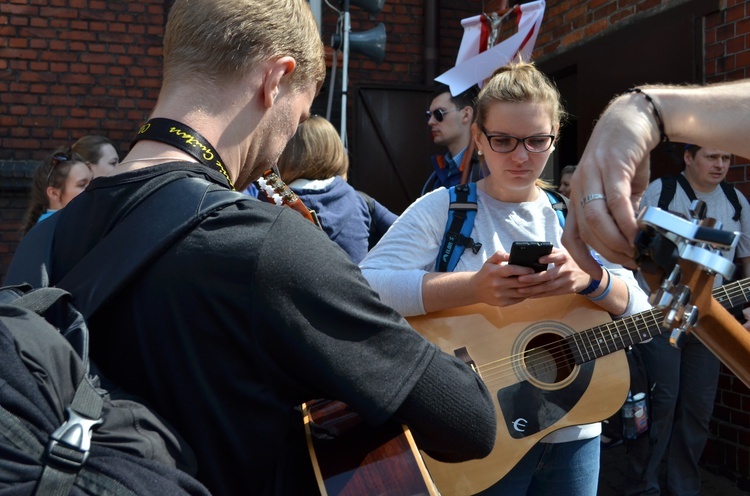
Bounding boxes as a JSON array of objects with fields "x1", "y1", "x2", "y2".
[
  {"x1": 407, "y1": 294, "x2": 630, "y2": 495},
  {"x1": 303, "y1": 400, "x2": 437, "y2": 496}
]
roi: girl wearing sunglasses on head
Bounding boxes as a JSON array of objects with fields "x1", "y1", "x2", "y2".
[
  {"x1": 22, "y1": 146, "x2": 92, "y2": 234},
  {"x1": 360, "y1": 60, "x2": 651, "y2": 496}
]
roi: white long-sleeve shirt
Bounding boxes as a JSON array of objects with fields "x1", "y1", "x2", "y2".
[{"x1": 361, "y1": 187, "x2": 650, "y2": 317}]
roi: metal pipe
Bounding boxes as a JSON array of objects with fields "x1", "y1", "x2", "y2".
[
  {"x1": 340, "y1": 0, "x2": 351, "y2": 145},
  {"x1": 424, "y1": 0, "x2": 438, "y2": 84}
]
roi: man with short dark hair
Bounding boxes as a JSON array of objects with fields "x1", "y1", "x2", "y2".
[
  {"x1": 5, "y1": 1, "x2": 496, "y2": 494},
  {"x1": 423, "y1": 84, "x2": 482, "y2": 194},
  {"x1": 624, "y1": 144, "x2": 750, "y2": 496}
]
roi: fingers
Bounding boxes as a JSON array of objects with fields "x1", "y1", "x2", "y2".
[
  {"x1": 566, "y1": 157, "x2": 640, "y2": 268},
  {"x1": 486, "y1": 251, "x2": 508, "y2": 265},
  {"x1": 562, "y1": 203, "x2": 606, "y2": 273}
]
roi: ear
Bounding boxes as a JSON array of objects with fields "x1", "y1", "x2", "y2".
[
  {"x1": 461, "y1": 106, "x2": 474, "y2": 125},
  {"x1": 46, "y1": 186, "x2": 62, "y2": 209},
  {"x1": 471, "y1": 122, "x2": 482, "y2": 150},
  {"x1": 263, "y1": 56, "x2": 298, "y2": 109},
  {"x1": 683, "y1": 149, "x2": 692, "y2": 164}
]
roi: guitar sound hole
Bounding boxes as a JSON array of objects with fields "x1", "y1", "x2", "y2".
[{"x1": 523, "y1": 333, "x2": 574, "y2": 384}]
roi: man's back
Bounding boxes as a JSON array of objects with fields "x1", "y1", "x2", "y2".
[{"x1": 30, "y1": 163, "x2": 494, "y2": 494}]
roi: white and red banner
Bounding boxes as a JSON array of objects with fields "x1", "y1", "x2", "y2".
[{"x1": 436, "y1": 0, "x2": 546, "y2": 96}]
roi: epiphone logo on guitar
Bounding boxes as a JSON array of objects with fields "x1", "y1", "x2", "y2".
[{"x1": 512, "y1": 418, "x2": 528, "y2": 432}]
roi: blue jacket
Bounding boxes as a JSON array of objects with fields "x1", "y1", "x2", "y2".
[{"x1": 292, "y1": 176, "x2": 395, "y2": 264}]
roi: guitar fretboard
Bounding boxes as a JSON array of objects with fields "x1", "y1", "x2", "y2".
[{"x1": 568, "y1": 278, "x2": 750, "y2": 364}]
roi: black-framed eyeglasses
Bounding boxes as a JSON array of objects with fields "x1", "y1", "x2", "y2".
[
  {"x1": 479, "y1": 125, "x2": 555, "y2": 153},
  {"x1": 46, "y1": 149, "x2": 73, "y2": 185},
  {"x1": 426, "y1": 107, "x2": 461, "y2": 122}
]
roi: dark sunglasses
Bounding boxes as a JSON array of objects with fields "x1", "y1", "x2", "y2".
[
  {"x1": 46, "y1": 149, "x2": 73, "y2": 185},
  {"x1": 426, "y1": 107, "x2": 461, "y2": 122}
]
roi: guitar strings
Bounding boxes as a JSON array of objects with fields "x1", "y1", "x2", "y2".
[
  {"x1": 473, "y1": 312, "x2": 663, "y2": 386},
  {"x1": 473, "y1": 280, "x2": 750, "y2": 386}
]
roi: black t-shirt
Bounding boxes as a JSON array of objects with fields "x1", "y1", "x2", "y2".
[{"x1": 12, "y1": 163, "x2": 495, "y2": 495}]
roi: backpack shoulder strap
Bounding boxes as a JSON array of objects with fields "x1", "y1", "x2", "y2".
[
  {"x1": 435, "y1": 183, "x2": 481, "y2": 272},
  {"x1": 544, "y1": 189, "x2": 568, "y2": 228},
  {"x1": 658, "y1": 174, "x2": 698, "y2": 211},
  {"x1": 719, "y1": 181, "x2": 743, "y2": 221},
  {"x1": 658, "y1": 174, "x2": 741, "y2": 221},
  {"x1": 657, "y1": 175, "x2": 679, "y2": 210},
  {"x1": 7, "y1": 177, "x2": 245, "y2": 319},
  {"x1": 58, "y1": 177, "x2": 245, "y2": 319},
  {"x1": 674, "y1": 174, "x2": 698, "y2": 203}
]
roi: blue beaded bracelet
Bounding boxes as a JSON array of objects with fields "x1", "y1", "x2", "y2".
[{"x1": 588, "y1": 267, "x2": 612, "y2": 301}]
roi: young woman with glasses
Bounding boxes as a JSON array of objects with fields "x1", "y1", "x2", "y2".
[
  {"x1": 21, "y1": 146, "x2": 93, "y2": 234},
  {"x1": 360, "y1": 61, "x2": 651, "y2": 495}
]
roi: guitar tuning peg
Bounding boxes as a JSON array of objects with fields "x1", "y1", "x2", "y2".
[
  {"x1": 689, "y1": 200, "x2": 707, "y2": 221},
  {"x1": 669, "y1": 326, "x2": 687, "y2": 349},
  {"x1": 662, "y1": 305, "x2": 681, "y2": 331},
  {"x1": 649, "y1": 265, "x2": 682, "y2": 308},
  {"x1": 669, "y1": 304, "x2": 699, "y2": 349},
  {"x1": 660, "y1": 285, "x2": 691, "y2": 335}
]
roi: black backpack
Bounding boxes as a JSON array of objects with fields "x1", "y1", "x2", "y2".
[
  {"x1": 657, "y1": 174, "x2": 742, "y2": 221},
  {"x1": 1, "y1": 177, "x2": 245, "y2": 495}
]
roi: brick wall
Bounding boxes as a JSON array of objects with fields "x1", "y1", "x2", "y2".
[
  {"x1": 0, "y1": 0, "x2": 165, "y2": 282},
  {"x1": 0, "y1": 0, "x2": 164, "y2": 161}
]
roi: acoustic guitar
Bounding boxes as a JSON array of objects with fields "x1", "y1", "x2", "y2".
[
  {"x1": 303, "y1": 400, "x2": 438, "y2": 496},
  {"x1": 406, "y1": 276, "x2": 750, "y2": 495}
]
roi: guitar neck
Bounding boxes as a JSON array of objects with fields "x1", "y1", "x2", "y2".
[{"x1": 568, "y1": 278, "x2": 749, "y2": 364}]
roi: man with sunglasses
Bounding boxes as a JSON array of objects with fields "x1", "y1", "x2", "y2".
[{"x1": 423, "y1": 84, "x2": 482, "y2": 195}]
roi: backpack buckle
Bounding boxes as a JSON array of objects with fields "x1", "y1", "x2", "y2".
[{"x1": 45, "y1": 407, "x2": 103, "y2": 469}]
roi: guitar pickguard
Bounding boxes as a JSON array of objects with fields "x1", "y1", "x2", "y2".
[{"x1": 498, "y1": 361, "x2": 593, "y2": 438}]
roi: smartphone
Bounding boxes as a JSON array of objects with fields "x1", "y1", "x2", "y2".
[{"x1": 509, "y1": 241, "x2": 553, "y2": 273}]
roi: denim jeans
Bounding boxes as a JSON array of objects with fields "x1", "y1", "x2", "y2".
[
  {"x1": 475, "y1": 436, "x2": 600, "y2": 496},
  {"x1": 623, "y1": 333, "x2": 720, "y2": 496}
]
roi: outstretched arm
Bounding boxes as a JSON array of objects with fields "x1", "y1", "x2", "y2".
[{"x1": 563, "y1": 81, "x2": 750, "y2": 272}]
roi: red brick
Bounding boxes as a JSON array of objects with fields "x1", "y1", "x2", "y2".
[
  {"x1": 726, "y1": 4, "x2": 746, "y2": 22},
  {"x1": 727, "y1": 35, "x2": 746, "y2": 54},
  {"x1": 585, "y1": 19, "x2": 608, "y2": 38}
]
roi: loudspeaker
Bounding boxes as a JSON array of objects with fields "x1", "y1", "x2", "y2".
[
  {"x1": 331, "y1": 23, "x2": 386, "y2": 64},
  {"x1": 350, "y1": 0, "x2": 385, "y2": 15}
]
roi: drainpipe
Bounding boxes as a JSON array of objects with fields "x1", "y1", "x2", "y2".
[{"x1": 424, "y1": 0, "x2": 438, "y2": 85}]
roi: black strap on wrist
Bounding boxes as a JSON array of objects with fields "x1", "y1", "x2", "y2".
[{"x1": 130, "y1": 117, "x2": 234, "y2": 189}]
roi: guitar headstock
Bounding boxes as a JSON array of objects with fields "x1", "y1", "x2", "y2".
[
  {"x1": 635, "y1": 201, "x2": 739, "y2": 345},
  {"x1": 256, "y1": 168, "x2": 321, "y2": 228},
  {"x1": 634, "y1": 202, "x2": 750, "y2": 389}
]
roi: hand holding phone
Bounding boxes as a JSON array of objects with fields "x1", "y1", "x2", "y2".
[{"x1": 508, "y1": 241, "x2": 553, "y2": 273}]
